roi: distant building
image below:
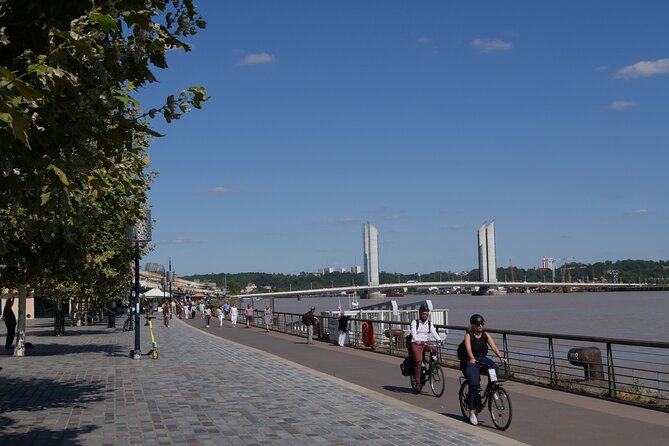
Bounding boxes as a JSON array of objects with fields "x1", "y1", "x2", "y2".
[
  {"x1": 540, "y1": 258, "x2": 556, "y2": 271},
  {"x1": 144, "y1": 262, "x2": 165, "y2": 275},
  {"x1": 478, "y1": 222, "x2": 497, "y2": 283},
  {"x1": 363, "y1": 222, "x2": 380, "y2": 287},
  {"x1": 351, "y1": 266, "x2": 362, "y2": 274}
]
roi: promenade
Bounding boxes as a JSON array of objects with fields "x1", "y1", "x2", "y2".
[{"x1": 0, "y1": 318, "x2": 520, "y2": 446}]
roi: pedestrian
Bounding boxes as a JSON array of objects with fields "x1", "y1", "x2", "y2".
[
  {"x1": 223, "y1": 301, "x2": 231, "y2": 320},
  {"x1": 162, "y1": 302, "x2": 170, "y2": 327},
  {"x1": 263, "y1": 304, "x2": 272, "y2": 333},
  {"x1": 198, "y1": 301, "x2": 205, "y2": 319},
  {"x1": 244, "y1": 304, "x2": 254, "y2": 328},
  {"x1": 230, "y1": 303, "x2": 238, "y2": 327},
  {"x1": 217, "y1": 305, "x2": 224, "y2": 327},
  {"x1": 337, "y1": 313, "x2": 350, "y2": 346},
  {"x1": 204, "y1": 306, "x2": 212, "y2": 328},
  {"x1": 3, "y1": 296, "x2": 16, "y2": 350},
  {"x1": 170, "y1": 299, "x2": 176, "y2": 319},
  {"x1": 108, "y1": 300, "x2": 117, "y2": 328},
  {"x1": 302, "y1": 306, "x2": 320, "y2": 344}
]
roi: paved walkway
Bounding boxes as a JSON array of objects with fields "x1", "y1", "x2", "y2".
[{"x1": 0, "y1": 319, "x2": 520, "y2": 446}]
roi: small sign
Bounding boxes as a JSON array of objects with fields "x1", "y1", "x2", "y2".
[{"x1": 488, "y1": 368, "x2": 498, "y2": 382}]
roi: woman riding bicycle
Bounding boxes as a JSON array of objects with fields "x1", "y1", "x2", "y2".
[
  {"x1": 459, "y1": 314, "x2": 507, "y2": 425},
  {"x1": 410, "y1": 304, "x2": 441, "y2": 392}
]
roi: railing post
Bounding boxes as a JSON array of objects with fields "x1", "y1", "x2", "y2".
[
  {"x1": 549, "y1": 337, "x2": 556, "y2": 387},
  {"x1": 607, "y1": 342, "x2": 617, "y2": 398}
]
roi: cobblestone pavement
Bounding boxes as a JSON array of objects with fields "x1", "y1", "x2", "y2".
[{"x1": 0, "y1": 319, "x2": 523, "y2": 445}]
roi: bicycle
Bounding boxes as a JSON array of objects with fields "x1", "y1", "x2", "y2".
[
  {"x1": 122, "y1": 309, "x2": 134, "y2": 332},
  {"x1": 458, "y1": 361, "x2": 512, "y2": 430},
  {"x1": 409, "y1": 341, "x2": 445, "y2": 397}
]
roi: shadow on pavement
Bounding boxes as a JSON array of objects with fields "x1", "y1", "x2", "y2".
[
  {"x1": 382, "y1": 385, "x2": 416, "y2": 394},
  {"x1": 27, "y1": 343, "x2": 128, "y2": 357},
  {"x1": 0, "y1": 376, "x2": 105, "y2": 412},
  {"x1": 0, "y1": 415, "x2": 96, "y2": 445}
]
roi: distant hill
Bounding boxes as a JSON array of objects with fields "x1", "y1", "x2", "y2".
[{"x1": 183, "y1": 259, "x2": 669, "y2": 294}]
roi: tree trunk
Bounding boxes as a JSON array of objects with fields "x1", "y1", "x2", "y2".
[{"x1": 13, "y1": 283, "x2": 27, "y2": 357}]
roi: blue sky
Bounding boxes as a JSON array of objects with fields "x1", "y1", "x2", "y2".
[{"x1": 141, "y1": 0, "x2": 668, "y2": 276}]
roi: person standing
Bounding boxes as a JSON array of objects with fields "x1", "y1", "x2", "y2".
[
  {"x1": 230, "y1": 303, "x2": 238, "y2": 327},
  {"x1": 458, "y1": 314, "x2": 507, "y2": 426},
  {"x1": 337, "y1": 313, "x2": 350, "y2": 346},
  {"x1": 3, "y1": 296, "x2": 16, "y2": 350},
  {"x1": 263, "y1": 304, "x2": 272, "y2": 333},
  {"x1": 198, "y1": 301, "x2": 205, "y2": 319},
  {"x1": 223, "y1": 301, "x2": 231, "y2": 320},
  {"x1": 244, "y1": 304, "x2": 254, "y2": 328},
  {"x1": 302, "y1": 306, "x2": 320, "y2": 344}
]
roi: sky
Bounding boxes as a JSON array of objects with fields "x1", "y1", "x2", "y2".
[{"x1": 141, "y1": 0, "x2": 668, "y2": 276}]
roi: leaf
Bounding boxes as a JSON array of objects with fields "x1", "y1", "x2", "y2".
[
  {"x1": 48, "y1": 164, "x2": 69, "y2": 186},
  {"x1": 41, "y1": 191, "x2": 51, "y2": 206},
  {"x1": 90, "y1": 13, "x2": 119, "y2": 33}
]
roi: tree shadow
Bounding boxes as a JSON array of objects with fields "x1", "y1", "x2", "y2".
[
  {"x1": 0, "y1": 415, "x2": 96, "y2": 445},
  {"x1": 0, "y1": 376, "x2": 105, "y2": 443},
  {"x1": 26, "y1": 342, "x2": 128, "y2": 357}
]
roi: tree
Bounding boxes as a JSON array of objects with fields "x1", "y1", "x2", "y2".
[{"x1": 0, "y1": 0, "x2": 208, "y2": 355}]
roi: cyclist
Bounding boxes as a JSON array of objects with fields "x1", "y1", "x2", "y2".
[
  {"x1": 459, "y1": 314, "x2": 507, "y2": 425},
  {"x1": 410, "y1": 304, "x2": 441, "y2": 392}
]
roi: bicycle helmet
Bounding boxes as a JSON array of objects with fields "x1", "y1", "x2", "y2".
[
  {"x1": 470, "y1": 314, "x2": 485, "y2": 325},
  {"x1": 419, "y1": 304, "x2": 430, "y2": 313}
]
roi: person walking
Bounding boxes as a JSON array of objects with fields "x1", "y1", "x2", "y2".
[
  {"x1": 162, "y1": 302, "x2": 170, "y2": 327},
  {"x1": 223, "y1": 301, "x2": 231, "y2": 320},
  {"x1": 244, "y1": 304, "x2": 254, "y2": 328},
  {"x1": 204, "y1": 305, "x2": 212, "y2": 328},
  {"x1": 3, "y1": 296, "x2": 16, "y2": 350},
  {"x1": 230, "y1": 303, "x2": 238, "y2": 327},
  {"x1": 217, "y1": 305, "x2": 224, "y2": 327},
  {"x1": 263, "y1": 304, "x2": 272, "y2": 333}
]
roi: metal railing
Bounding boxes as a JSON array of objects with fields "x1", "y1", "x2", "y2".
[{"x1": 254, "y1": 310, "x2": 669, "y2": 410}]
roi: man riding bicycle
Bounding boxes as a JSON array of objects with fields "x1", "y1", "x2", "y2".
[{"x1": 410, "y1": 304, "x2": 441, "y2": 392}]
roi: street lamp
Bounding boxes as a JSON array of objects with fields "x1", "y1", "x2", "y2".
[{"x1": 126, "y1": 206, "x2": 151, "y2": 360}]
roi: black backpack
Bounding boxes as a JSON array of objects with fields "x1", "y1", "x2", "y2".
[
  {"x1": 400, "y1": 355, "x2": 415, "y2": 376},
  {"x1": 302, "y1": 312, "x2": 310, "y2": 324},
  {"x1": 405, "y1": 318, "x2": 433, "y2": 348}
]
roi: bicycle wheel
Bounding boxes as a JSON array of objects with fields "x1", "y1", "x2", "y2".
[
  {"x1": 458, "y1": 380, "x2": 470, "y2": 419},
  {"x1": 123, "y1": 319, "x2": 132, "y2": 332},
  {"x1": 410, "y1": 374, "x2": 421, "y2": 392},
  {"x1": 430, "y1": 365, "x2": 445, "y2": 397},
  {"x1": 489, "y1": 386, "x2": 512, "y2": 430}
]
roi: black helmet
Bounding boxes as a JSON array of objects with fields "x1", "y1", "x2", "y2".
[
  {"x1": 419, "y1": 304, "x2": 430, "y2": 313},
  {"x1": 470, "y1": 314, "x2": 485, "y2": 325}
]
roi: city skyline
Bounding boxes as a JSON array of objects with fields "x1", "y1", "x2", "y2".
[{"x1": 141, "y1": 1, "x2": 668, "y2": 275}]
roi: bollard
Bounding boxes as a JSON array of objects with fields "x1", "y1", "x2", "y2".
[{"x1": 568, "y1": 347, "x2": 605, "y2": 380}]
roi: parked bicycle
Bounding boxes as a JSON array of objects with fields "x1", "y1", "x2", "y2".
[
  {"x1": 122, "y1": 308, "x2": 134, "y2": 332},
  {"x1": 409, "y1": 341, "x2": 445, "y2": 397},
  {"x1": 458, "y1": 361, "x2": 512, "y2": 430}
]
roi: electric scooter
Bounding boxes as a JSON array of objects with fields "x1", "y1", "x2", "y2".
[{"x1": 129, "y1": 315, "x2": 159, "y2": 360}]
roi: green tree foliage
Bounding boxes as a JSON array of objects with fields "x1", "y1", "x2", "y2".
[{"x1": 0, "y1": 0, "x2": 207, "y2": 353}]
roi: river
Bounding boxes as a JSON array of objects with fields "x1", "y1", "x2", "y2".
[{"x1": 250, "y1": 290, "x2": 669, "y2": 342}]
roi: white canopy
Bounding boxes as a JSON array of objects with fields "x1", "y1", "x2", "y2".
[{"x1": 143, "y1": 288, "x2": 168, "y2": 298}]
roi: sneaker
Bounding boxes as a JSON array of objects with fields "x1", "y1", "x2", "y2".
[{"x1": 469, "y1": 413, "x2": 478, "y2": 426}]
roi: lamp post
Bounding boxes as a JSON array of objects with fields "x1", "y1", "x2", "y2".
[{"x1": 126, "y1": 206, "x2": 151, "y2": 359}]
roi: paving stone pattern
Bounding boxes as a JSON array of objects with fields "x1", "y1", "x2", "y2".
[{"x1": 0, "y1": 320, "x2": 506, "y2": 445}]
